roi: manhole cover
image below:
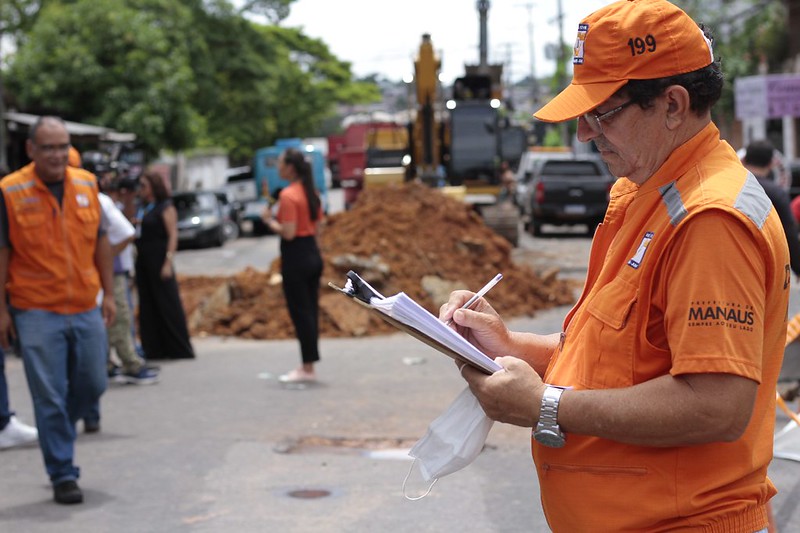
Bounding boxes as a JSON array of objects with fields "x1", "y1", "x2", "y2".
[{"x1": 287, "y1": 489, "x2": 331, "y2": 499}]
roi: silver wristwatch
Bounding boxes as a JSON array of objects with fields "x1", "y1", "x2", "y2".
[{"x1": 533, "y1": 385, "x2": 566, "y2": 448}]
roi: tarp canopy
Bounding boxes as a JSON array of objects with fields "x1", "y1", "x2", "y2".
[{"x1": 3, "y1": 111, "x2": 136, "y2": 142}]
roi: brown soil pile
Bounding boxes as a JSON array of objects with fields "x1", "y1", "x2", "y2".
[{"x1": 179, "y1": 182, "x2": 575, "y2": 339}]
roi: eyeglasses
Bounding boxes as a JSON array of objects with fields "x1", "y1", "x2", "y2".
[
  {"x1": 582, "y1": 100, "x2": 635, "y2": 134},
  {"x1": 33, "y1": 143, "x2": 71, "y2": 155}
]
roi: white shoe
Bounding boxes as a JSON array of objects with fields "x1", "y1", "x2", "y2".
[
  {"x1": 0, "y1": 416, "x2": 39, "y2": 450},
  {"x1": 278, "y1": 369, "x2": 317, "y2": 384}
]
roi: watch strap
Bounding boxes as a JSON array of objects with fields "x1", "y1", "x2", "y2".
[{"x1": 539, "y1": 385, "x2": 564, "y2": 427}]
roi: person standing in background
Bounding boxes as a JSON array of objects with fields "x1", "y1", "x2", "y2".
[
  {"x1": 263, "y1": 148, "x2": 324, "y2": 384},
  {"x1": 0, "y1": 163, "x2": 39, "y2": 450},
  {"x1": 99, "y1": 189, "x2": 160, "y2": 383},
  {"x1": 109, "y1": 178, "x2": 146, "y2": 358},
  {"x1": 497, "y1": 160, "x2": 517, "y2": 206},
  {"x1": 791, "y1": 194, "x2": 800, "y2": 225},
  {"x1": 116, "y1": 177, "x2": 140, "y2": 223},
  {"x1": 0, "y1": 346, "x2": 38, "y2": 450},
  {"x1": 82, "y1": 184, "x2": 161, "y2": 434},
  {"x1": 743, "y1": 139, "x2": 800, "y2": 278},
  {"x1": 0, "y1": 116, "x2": 115, "y2": 504},
  {"x1": 134, "y1": 171, "x2": 194, "y2": 360}
]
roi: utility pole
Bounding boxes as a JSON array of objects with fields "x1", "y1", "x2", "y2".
[
  {"x1": 520, "y1": 2, "x2": 538, "y2": 109},
  {"x1": 477, "y1": 0, "x2": 490, "y2": 69},
  {"x1": 555, "y1": 0, "x2": 569, "y2": 146},
  {"x1": 505, "y1": 42, "x2": 514, "y2": 108}
]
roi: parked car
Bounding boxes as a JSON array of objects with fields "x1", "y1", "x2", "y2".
[
  {"x1": 173, "y1": 191, "x2": 226, "y2": 248},
  {"x1": 514, "y1": 148, "x2": 575, "y2": 213},
  {"x1": 522, "y1": 156, "x2": 615, "y2": 236}
]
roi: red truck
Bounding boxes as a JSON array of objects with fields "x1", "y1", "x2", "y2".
[{"x1": 332, "y1": 120, "x2": 409, "y2": 209}]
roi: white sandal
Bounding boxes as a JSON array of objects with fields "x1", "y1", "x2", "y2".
[{"x1": 278, "y1": 369, "x2": 316, "y2": 383}]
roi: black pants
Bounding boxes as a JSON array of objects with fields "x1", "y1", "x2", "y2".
[{"x1": 281, "y1": 237, "x2": 323, "y2": 364}]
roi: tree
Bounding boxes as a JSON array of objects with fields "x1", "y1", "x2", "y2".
[
  {"x1": 6, "y1": 0, "x2": 203, "y2": 157},
  {"x1": 676, "y1": 0, "x2": 790, "y2": 131},
  {"x1": 0, "y1": 0, "x2": 44, "y2": 170},
  {"x1": 3, "y1": 0, "x2": 380, "y2": 162},
  {"x1": 184, "y1": 6, "x2": 379, "y2": 162},
  {"x1": 256, "y1": 25, "x2": 380, "y2": 143},
  {"x1": 235, "y1": 0, "x2": 293, "y2": 22}
]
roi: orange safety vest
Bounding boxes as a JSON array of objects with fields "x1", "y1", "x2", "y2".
[
  {"x1": 1, "y1": 164, "x2": 102, "y2": 314},
  {"x1": 535, "y1": 124, "x2": 789, "y2": 532}
]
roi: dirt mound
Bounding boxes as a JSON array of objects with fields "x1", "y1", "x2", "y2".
[{"x1": 179, "y1": 182, "x2": 575, "y2": 339}]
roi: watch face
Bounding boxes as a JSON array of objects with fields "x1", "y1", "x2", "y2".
[{"x1": 535, "y1": 429, "x2": 566, "y2": 448}]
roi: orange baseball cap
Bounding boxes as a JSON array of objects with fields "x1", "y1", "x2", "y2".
[{"x1": 534, "y1": 0, "x2": 714, "y2": 123}]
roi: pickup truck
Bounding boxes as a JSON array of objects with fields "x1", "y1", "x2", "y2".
[{"x1": 521, "y1": 156, "x2": 615, "y2": 236}]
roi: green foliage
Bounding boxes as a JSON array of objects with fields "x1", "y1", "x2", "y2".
[
  {"x1": 254, "y1": 25, "x2": 380, "y2": 144},
  {"x1": 2, "y1": 0, "x2": 380, "y2": 162},
  {"x1": 713, "y1": 2, "x2": 789, "y2": 122},
  {"x1": 189, "y1": 18, "x2": 379, "y2": 161},
  {"x1": 186, "y1": 6, "x2": 282, "y2": 161},
  {"x1": 548, "y1": 42, "x2": 571, "y2": 95},
  {"x1": 543, "y1": 127, "x2": 564, "y2": 148},
  {"x1": 0, "y1": 0, "x2": 42, "y2": 36},
  {"x1": 6, "y1": 0, "x2": 202, "y2": 156},
  {"x1": 236, "y1": 0, "x2": 293, "y2": 23},
  {"x1": 676, "y1": 0, "x2": 790, "y2": 124}
]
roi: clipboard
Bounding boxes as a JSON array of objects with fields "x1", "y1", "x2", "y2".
[{"x1": 329, "y1": 271, "x2": 502, "y2": 375}]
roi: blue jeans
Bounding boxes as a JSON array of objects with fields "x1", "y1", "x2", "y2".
[
  {"x1": 0, "y1": 347, "x2": 11, "y2": 430},
  {"x1": 12, "y1": 307, "x2": 108, "y2": 485}
]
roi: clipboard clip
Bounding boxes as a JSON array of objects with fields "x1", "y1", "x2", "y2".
[{"x1": 328, "y1": 270, "x2": 385, "y2": 304}]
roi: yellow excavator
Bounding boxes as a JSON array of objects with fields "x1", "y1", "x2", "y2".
[
  {"x1": 411, "y1": 33, "x2": 444, "y2": 184},
  {"x1": 408, "y1": 5, "x2": 526, "y2": 245}
]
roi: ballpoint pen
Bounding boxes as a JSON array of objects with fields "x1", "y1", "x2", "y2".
[{"x1": 445, "y1": 273, "x2": 503, "y2": 326}]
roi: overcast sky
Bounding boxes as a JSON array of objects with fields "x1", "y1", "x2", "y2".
[{"x1": 282, "y1": 0, "x2": 613, "y2": 83}]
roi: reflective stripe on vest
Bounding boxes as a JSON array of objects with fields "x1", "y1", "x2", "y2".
[
  {"x1": 3, "y1": 180, "x2": 36, "y2": 194},
  {"x1": 71, "y1": 177, "x2": 97, "y2": 188},
  {"x1": 734, "y1": 172, "x2": 772, "y2": 229},
  {"x1": 660, "y1": 172, "x2": 773, "y2": 230},
  {"x1": 658, "y1": 182, "x2": 687, "y2": 226}
]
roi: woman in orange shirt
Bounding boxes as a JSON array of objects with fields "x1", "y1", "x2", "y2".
[{"x1": 264, "y1": 149, "x2": 324, "y2": 383}]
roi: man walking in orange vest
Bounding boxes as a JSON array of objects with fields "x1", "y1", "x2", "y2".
[{"x1": 0, "y1": 116, "x2": 115, "y2": 504}]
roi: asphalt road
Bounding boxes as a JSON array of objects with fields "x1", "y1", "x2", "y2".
[{"x1": 2, "y1": 196, "x2": 800, "y2": 531}]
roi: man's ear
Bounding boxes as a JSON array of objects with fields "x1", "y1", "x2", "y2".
[
  {"x1": 25, "y1": 139, "x2": 34, "y2": 159},
  {"x1": 664, "y1": 85, "x2": 691, "y2": 130}
]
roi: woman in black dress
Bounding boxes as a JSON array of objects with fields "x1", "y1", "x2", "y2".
[{"x1": 134, "y1": 171, "x2": 195, "y2": 360}]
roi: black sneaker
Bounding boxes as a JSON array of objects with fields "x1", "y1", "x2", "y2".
[
  {"x1": 108, "y1": 365, "x2": 126, "y2": 384},
  {"x1": 53, "y1": 480, "x2": 83, "y2": 504},
  {"x1": 84, "y1": 420, "x2": 101, "y2": 433}
]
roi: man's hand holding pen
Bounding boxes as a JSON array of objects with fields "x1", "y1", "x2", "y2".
[
  {"x1": 440, "y1": 287, "x2": 546, "y2": 429},
  {"x1": 440, "y1": 290, "x2": 510, "y2": 357},
  {"x1": 440, "y1": 273, "x2": 506, "y2": 353}
]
